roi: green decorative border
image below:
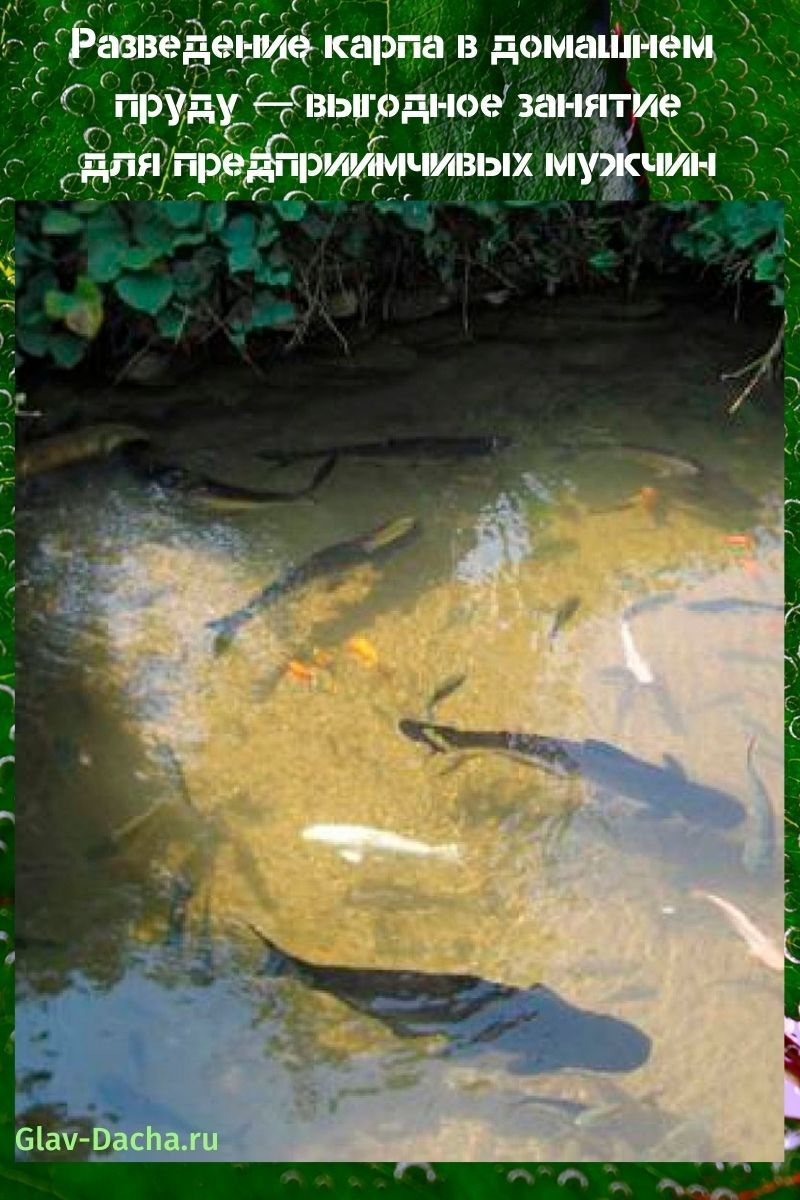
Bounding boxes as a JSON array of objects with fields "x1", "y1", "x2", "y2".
[{"x1": 1, "y1": 0, "x2": 797, "y2": 1192}]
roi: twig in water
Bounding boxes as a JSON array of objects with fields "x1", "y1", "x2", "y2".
[{"x1": 721, "y1": 314, "x2": 785, "y2": 416}]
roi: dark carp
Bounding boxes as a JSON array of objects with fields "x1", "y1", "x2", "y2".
[
  {"x1": 19, "y1": 424, "x2": 151, "y2": 480},
  {"x1": 86, "y1": 744, "x2": 195, "y2": 862},
  {"x1": 126, "y1": 447, "x2": 337, "y2": 510},
  {"x1": 399, "y1": 719, "x2": 746, "y2": 829},
  {"x1": 685, "y1": 597, "x2": 782, "y2": 615},
  {"x1": 257, "y1": 435, "x2": 512, "y2": 465},
  {"x1": 742, "y1": 737, "x2": 777, "y2": 877},
  {"x1": 549, "y1": 595, "x2": 581, "y2": 644},
  {"x1": 425, "y1": 672, "x2": 468, "y2": 720},
  {"x1": 248, "y1": 926, "x2": 650, "y2": 1074},
  {"x1": 208, "y1": 515, "x2": 419, "y2": 652},
  {"x1": 562, "y1": 442, "x2": 702, "y2": 479}
]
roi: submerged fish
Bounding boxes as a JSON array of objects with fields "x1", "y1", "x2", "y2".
[
  {"x1": 425, "y1": 673, "x2": 468, "y2": 720},
  {"x1": 620, "y1": 616, "x2": 653, "y2": 685},
  {"x1": 86, "y1": 797, "x2": 171, "y2": 862},
  {"x1": 569, "y1": 442, "x2": 702, "y2": 478},
  {"x1": 345, "y1": 636, "x2": 379, "y2": 668},
  {"x1": 207, "y1": 515, "x2": 419, "y2": 653},
  {"x1": 549, "y1": 595, "x2": 581, "y2": 643},
  {"x1": 19, "y1": 423, "x2": 150, "y2": 480},
  {"x1": 693, "y1": 890, "x2": 782, "y2": 972},
  {"x1": 622, "y1": 592, "x2": 677, "y2": 620},
  {"x1": 685, "y1": 597, "x2": 782, "y2": 615},
  {"x1": 607, "y1": 444, "x2": 703, "y2": 477},
  {"x1": 742, "y1": 738, "x2": 776, "y2": 877},
  {"x1": 248, "y1": 926, "x2": 651, "y2": 1073},
  {"x1": 605, "y1": 615, "x2": 684, "y2": 735},
  {"x1": 284, "y1": 658, "x2": 317, "y2": 683},
  {"x1": 86, "y1": 744, "x2": 194, "y2": 862},
  {"x1": 96, "y1": 1076, "x2": 198, "y2": 1137},
  {"x1": 126, "y1": 448, "x2": 336, "y2": 509},
  {"x1": 399, "y1": 718, "x2": 745, "y2": 828},
  {"x1": 165, "y1": 874, "x2": 194, "y2": 949},
  {"x1": 590, "y1": 486, "x2": 665, "y2": 525},
  {"x1": 258, "y1": 435, "x2": 512, "y2": 464},
  {"x1": 302, "y1": 823, "x2": 460, "y2": 865}
]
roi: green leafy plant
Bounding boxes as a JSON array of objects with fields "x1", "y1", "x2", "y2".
[{"x1": 15, "y1": 201, "x2": 784, "y2": 380}]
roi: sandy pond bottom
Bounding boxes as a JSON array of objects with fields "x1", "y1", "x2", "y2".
[{"x1": 17, "y1": 292, "x2": 784, "y2": 1160}]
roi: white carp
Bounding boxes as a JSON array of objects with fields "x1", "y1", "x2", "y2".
[
  {"x1": 694, "y1": 890, "x2": 782, "y2": 972},
  {"x1": 302, "y1": 823, "x2": 461, "y2": 865}
]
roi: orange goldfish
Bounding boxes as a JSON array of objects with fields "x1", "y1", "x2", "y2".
[
  {"x1": 726, "y1": 533, "x2": 755, "y2": 550},
  {"x1": 285, "y1": 659, "x2": 316, "y2": 683},
  {"x1": 346, "y1": 636, "x2": 379, "y2": 668}
]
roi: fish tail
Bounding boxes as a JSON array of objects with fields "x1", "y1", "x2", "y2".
[
  {"x1": 747, "y1": 735, "x2": 758, "y2": 771},
  {"x1": 207, "y1": 607, "x2": 254, "y2": 653},
  {"x1": 438, "y1": 843, "x2": 462, "y2": 863},
  {"x1": 363, "y1": 516, "x2": 417, "y2": 553},
  {"x1": 206, "y1": 616, "x2": 236, "y2": 654},
  {"x1": 247, "y1": 922, "x2": 299, "y2": 976},
  {"x1": 305, "y1": 453, "x2": 337, "y2": 494},
  {"x1": 247, "y1": 922, "x2": 285, "y2": 960},
  {"x1": 398, "y1": 718, "x2": 450, "y2": 754}
]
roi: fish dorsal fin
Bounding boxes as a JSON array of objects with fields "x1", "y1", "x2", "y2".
[
  {"x1": 247, "y1": 923, "x2": 295, "y2": 975},
  {"x1": 420, "y1": 726, "x2": 457, "y2": 755},
  {"x1": 662, "y1": 754, "x2": 687, "y2": 779}
]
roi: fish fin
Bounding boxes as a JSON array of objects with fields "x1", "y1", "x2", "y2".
[
  {"x1": 206, "y1": 617, "x2": 235, "y2": 655},
  {"x1": 662, "y1": 753, "x2": 687, "y2": 779},
  {"x1": 85, "y1": 835, "x2": 118, "y2": 863},
  {"x1": 746, "y1": 735, "x2": 758, "y2": 767},
  {"x1": 246, "y1": 922, "x2": 290, "y2": 966},
  {"x1": 306, "y1": 453, "x2": 338, "y2": 493},
  {"x1": 425, "y1": 671, "x2": 468, "y2": 719},
  {"x1": 165, "y1": 874, "x2": 194, "y2": 948},
  {"x1": 340, "y1": 849, "x2": 363, "y2": 864},
  {"x1": 155, "y1": 744, "x2": 194, "y2": 810},
  {"x1": 437, "y1": 752, "x2": 483, "y2": 777}
]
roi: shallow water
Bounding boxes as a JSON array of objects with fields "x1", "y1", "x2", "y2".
[{"x1": 17, "y1": 292, "x2": 784, "y2": 1160}]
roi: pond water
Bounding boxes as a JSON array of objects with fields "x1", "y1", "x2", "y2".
[{"x1": 17, "y1": 291, "x2": 784, "y2": 1161}]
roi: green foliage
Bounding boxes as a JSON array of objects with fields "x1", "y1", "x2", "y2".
[
  {"x1": 16, "y1": 201, "x2": 309, "y2": 369},
  {"x1": 377, "y1": 200, "x2": 437, "y2": 233},
  {"x1": 43, "y1": 277, "x2": 103, "y2": 340},
  {"x1": 15, "y1": 201, "x2": 784, "y2": 373},
  {"x1": 670, "y1": 200, "x2": 785, "y2": 305}
]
